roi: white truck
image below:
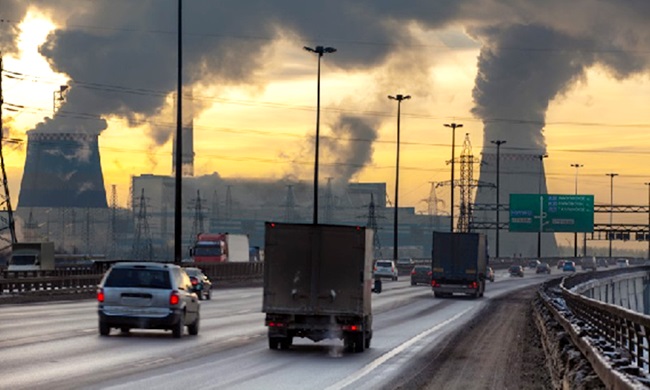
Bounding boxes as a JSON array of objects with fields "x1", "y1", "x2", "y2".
[
  {"x1": 7, "y1": 242, "x2": 56, "y2": 271},
  {"x1": 262, "y1": 222, "x2": 375, "y2": 353}
]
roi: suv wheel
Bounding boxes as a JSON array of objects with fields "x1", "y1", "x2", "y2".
[
  {"x1": 99, "y1": 321, "x2": 110, "y2": 336},
  {"x1": 188, "y1": 312, "x2": 200, "y2": 336},
  {"x1": 172, "y1": 313, "x2": 185, "y2": 338}
]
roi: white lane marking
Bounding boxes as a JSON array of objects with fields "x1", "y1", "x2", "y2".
[{"x1": 324, "y1": 307, "x2": 473, "y2": 390}]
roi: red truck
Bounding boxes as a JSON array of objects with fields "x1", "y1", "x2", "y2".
[{"x1": 190, "y1": 233, "x2": 250, "y2": 263}]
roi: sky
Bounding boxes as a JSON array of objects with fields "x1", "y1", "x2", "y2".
[{"x1": 0, "y1": 1, "x2": 648, "y2": 238}]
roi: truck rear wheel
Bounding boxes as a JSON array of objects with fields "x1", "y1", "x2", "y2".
[
  {"x1": 269, "y1": 336, "x2": 292, "y2": 350},
  {"x1": 344, "y1": 332, "x2": 365, "y2": 353}
]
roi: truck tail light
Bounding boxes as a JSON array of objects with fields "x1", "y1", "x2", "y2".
[
  {"x1": 431, "y1": 280, "x2": 440, "y2": 288},
  {"x1": 411, "y1": 269, "x2": 416, "y2": 275},
  {"x1": 342, "y1": 324, "x2": 361, "y2": 332},
  {"x1": 469, "y1": 281, "x2": 478, "y2": 289},
  {"x1": 169, "y1": 291, "x2": 180, "y2": 305},
  {"x1": 268, "y1": 321, "x2": 285, "y2": 328},
  {"x1": 97, "y1": 288, "x2": 105, "y2": 302}
]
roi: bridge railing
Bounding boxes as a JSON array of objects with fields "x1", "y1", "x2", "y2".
[{"x1": 539, "y1": 266, "x2": 650, "y2": 388}]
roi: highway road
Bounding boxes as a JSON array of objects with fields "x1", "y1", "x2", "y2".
[{"x1": 0, "y1": 268, "x2": 561, "y2": 389}]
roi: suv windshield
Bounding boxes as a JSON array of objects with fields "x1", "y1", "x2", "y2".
[
  {"x1": 104, "y1": 268, "x2": 171, "y2": 289},
  {"x1": 376, "y1": 261, "x2": 392, "y2": 268}
]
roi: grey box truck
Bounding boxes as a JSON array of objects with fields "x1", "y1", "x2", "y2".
[
  {"x1": 431, "y1": 232, "x2": 488, "y2": 298},
  {"x1": 262, "y1": 222, "x2": 374, "y2": 353}
]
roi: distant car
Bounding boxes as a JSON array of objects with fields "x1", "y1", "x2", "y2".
[
  {"x1": 97, "y1": 262, "x2": 200, "y2": 338},
  {"x1": 562, "y1": 261, "x2": 576, "y2": 272},
  {"x1": 536, "y1": 263, "x2": 551, "y2": 274},
  {"x1": 509, "y1": 265, "x2": 524, "y2": 277},
  {"x1": 556, "y1": 260, "x2": 567, "y2": 269},
  {"x1": 528, "y1": 260, "x2": 541, "y2": 269},
  {"x1": 374, "y1": 260, "x2": 398, "y2": 281},
  {"x1": 597, "y1": 258, "x2": 609, "y2": 268},
  {"x1": 410, "y1": 265, "x2": 432, "y2": 286},
  {"x1": 184, "y1": 267, "x2": 213, "y2": 300},
  {"x1": 485, "y1": 266, "x2": 495, "y2": 282},
  {"x1": 616, "y1": 258, "x2": 630, "y2": 268},
  {"x1": 581, "y1": 257, "x2": 597, "y2": 271}
]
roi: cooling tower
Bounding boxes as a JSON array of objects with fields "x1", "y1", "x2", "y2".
[
  {"x1": 474, "y1": 152, "x2": 558, "y2": 258},
  {"x1": 18, "y1": 132, "x2": 108, "y2": 208}
]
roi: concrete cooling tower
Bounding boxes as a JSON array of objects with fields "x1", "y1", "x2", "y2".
[
  {"x1": 18, "y1": 132, "x2": 108, "y2": 208},
  {"x1": 474, "y1": 152, "x2": 558, "y2": 258}
]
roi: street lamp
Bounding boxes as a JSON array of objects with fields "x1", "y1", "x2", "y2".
[
  {"x1": 445, "y1": 123, "x2": 463, "y2": 232},
  {"x1": 388, "y1": 94, "x2": 410, "y2": 262},
  {"x1": 491, "y1": 140, "x2": 506, "y2": 258},
  {"x1": 643, "y1": 182, "x2": 650, "y2": 260},
  {"x1": 537, "y1": 154, "x2": 548, "y2": 258},
  {"x1": 606, "y1": 173, "x2": 618, "y2": 259},
  {"x1": 570, "y1": 163, "x2": 583, "y2": 257},
  {"x1": 304, "y1": 45, "x2": 337, "y2": 224}
]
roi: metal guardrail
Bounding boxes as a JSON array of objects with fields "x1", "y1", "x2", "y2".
[
  {"x1": 539, "y1": 266, "x2": 650, "y2": 388},
  {"x1": 0, "y1": 262, "x2": 264, "y2": 296}
]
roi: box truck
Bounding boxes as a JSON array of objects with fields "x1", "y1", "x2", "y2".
[{"x1": 262, "y1": 222, "x2": 375, "y2": 353}]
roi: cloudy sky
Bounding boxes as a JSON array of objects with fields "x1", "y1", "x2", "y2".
[{"x1": 1, "y1": 0, "x2": 649, "y2": 234}]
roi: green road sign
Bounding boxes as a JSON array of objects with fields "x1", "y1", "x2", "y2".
[{"x1": 509, "y1": 194, "x2": 594, "y2": 233}]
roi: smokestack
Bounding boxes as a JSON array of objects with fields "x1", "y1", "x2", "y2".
[
  {"x1": 474, "y1": 152, "x2": 557, "y2": 257},
  {"x1": 17, "y1": 132, "x2": 108, "y2": 208}
]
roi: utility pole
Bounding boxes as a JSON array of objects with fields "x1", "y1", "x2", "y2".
[
  {"x1": 491, "y1": 140, "x2": 506, "y2": 258},
  {"x1": 388, "y1": 94, "x2": 410, "y2": 262},
  {"x1": 537, "y1": 154, "x2": 548, "y2": 258},
  {"x1": 643, "y1": 182, "x2": 650, "y2": 260},
  {"x1": 444, "y1": 123, "x2": 463, "y2": 232},
  {"x1": 570, "y1": 163, "x2": 583, "y2": 257},
  {"x1": 174, "y1": 0, "x2": 183, "y2": 264},
  {"x1": 606, "y1": 173, "x2": 618, "y2": 259}
]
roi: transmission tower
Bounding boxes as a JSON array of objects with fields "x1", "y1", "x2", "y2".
[
  {"x1": 423, "y1": 181, "x2": 446, "y2": 230},
  {"x1": 24, "y1": 209, "x2": 39, "y2": 241},
  {"x1": 225, "y1": 185, "x2": 233, "y2": 221},
  {"x1": 282, "y1": 185, "x2": 299, "y2": 222},
  {"x1": 0, "y1": 54, "x2": 17, "y2": 252},
  {"x1": 324, "y1": 177, "x2": 334, "y2": 223},
  {"x1": 131, "y1": 188, "x2": 153, "y2": 260},
  {"x1": 457, "y1": 133, "x2": 495, "y2": 232},
  {"x1": 209, "y1": 190, "x2": 220, "y2": 230},
  {"x1": 366, "y1": 193, "x2": 383, "y2": 257},
  {"x1": 189, "y1": 190, "x2": 206, "y2": 244}
]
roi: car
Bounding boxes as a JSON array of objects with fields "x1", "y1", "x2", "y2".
[
  {"x1": 184, "y1": 267, "x2": 213, "y2": 300},
  {"x1": 562, "y1": 261, "x2": 576, "y2": 272},
  {"x1": 536, "y1": 262, "x2": 551, "y2": 274},
  {"x1": 528, "y1": 260, "x2": 541, "y2": 269},
  {"x1": 597, "y1": 258, "x2": 609, "y2": 268},
  {"x1": 581, "y1": 257, "x2": 597, "y2": 271},
  {"x1": 485, "y1": 266, "x2": 495, "y2": 282},
  {"x1": 509, "y1": 265, "x2": 524, "y2": 277},
  {"x1": 97, "y1": 262, "x2": 200, "y2": 338},
  {"x1": 616, "y1": 258, "x2": 630, "y2": 268},
  {"x1": 556, "y1": 259, "x2": 567, "y2": 269},
  {"x1": 410, "y1": 265, "x2": 432, "y2": 286},
  {"x1": 373, "y1": 260, "x2": 398, "y2": 281}
]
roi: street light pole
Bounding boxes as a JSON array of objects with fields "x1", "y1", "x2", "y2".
[
  {"x1": 571, "y1": 163, "x2": 583, "y2": 257},
  {"x1": 174, "y1": 0, "x2": 183, "y2": 264},
  {"x1": 491, "y1": 140, "x2": 506, "y2": 258},
  {"x1": 537, "y1": 154, "x2": 548, "y2": 259},
  {"x1": 445, "y1": 123, "x2": 463, "y2": 232},
  {"x1": 643, "y1": 182, "x2": 650, "y2": 260},
  {"x1": 304, "y1": 45, "x2": 336, "y2": 225},
  {"x1": 606, "y1": 173, "x2": 618, "y2": 259},
  {"x1": 388, "y1": 94, "x2": 410, "y2": 262}
]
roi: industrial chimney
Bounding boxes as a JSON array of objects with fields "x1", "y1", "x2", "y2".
[{"x1": 17, "y1": 132, "x2": 108, "y2": 208}]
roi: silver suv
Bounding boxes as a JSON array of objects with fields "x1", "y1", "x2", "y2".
[
  {"x1": 373, "y1": 260, "x2": 398, "y2": 281},
  {"x1": 97, "y1": 262, "x2": 200, "y2": 338}
]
